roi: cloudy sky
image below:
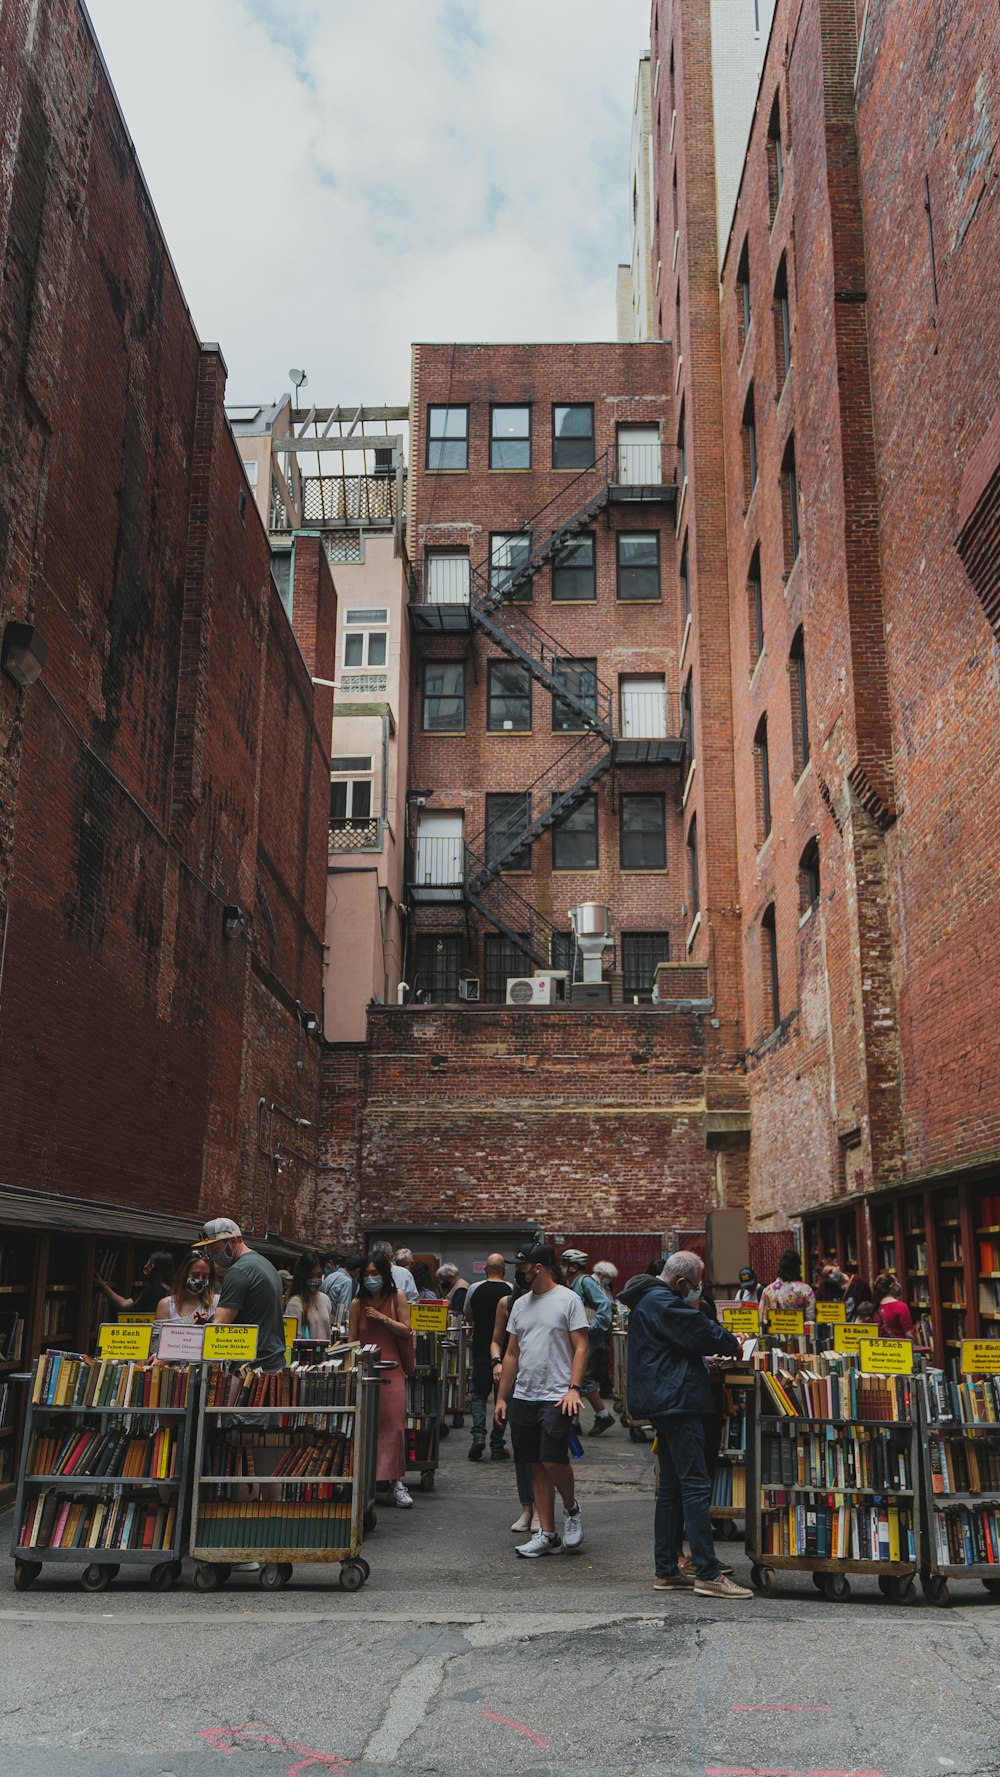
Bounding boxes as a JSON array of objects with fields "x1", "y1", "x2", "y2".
[{"x1": 85, "y1": 0, "x2": 650, "y2": 409}]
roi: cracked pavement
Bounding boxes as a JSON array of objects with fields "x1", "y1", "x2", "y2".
[{"x1": 3, "y1": 1419, "x2": 999, "y2": 1776}]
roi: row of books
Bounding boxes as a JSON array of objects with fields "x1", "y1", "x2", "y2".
[
  {"x1": 931, "y1": 1504, "x2": 1000, "y2": 1567},
  {"x1": 32, "y1": 1353, "x2": 192, "y2": 1410},
  {"x1": 0, "y1": 1311, "x2": 24, "y2": 1362},
  {"x1": 19, "y1": 1492, "x2": 178, "y2": 1552},
  {"x1": 27, "y1": 1425, "x2": 177, "y2": 1481},
  {"x1": 204, "y1": 1362, "x2": 354, "y2": 1409},
  {"x1": 405, "y1": 1373, "x2": 438, "y2": 1418},
  {"x1": 194, "y1": 1501, "x2": 353, "y2": 1549},
  {"x1": 924, "y1": 1373, "x2": 1000, "y2": 1426},
  {"x1": 710, "y1": 1463, "x2": 746, "y2": 1510},
  {"x1": 761, "y1": 1427, "x2": 912, "y2": 1492},
  {"x1": 0, "y1": 1381, "x2": 11, "y2": 1427},
  {"x1": 720, "y1": 1388, "x2": 748, "y2": 1454},
  {"x1": 760, "y1": 1368, "x2": 912, "y2": 1424},
  {"x1": 405, "y1": 1428, "x2": 434, "y2": 1465},
  {"x1": 759, "y1": 1495, "x2": 917, "y2": 1562},
  {"x1": 929, "y1": 1433, "x2": 1000, "y2": 1494},
  {"x1": 43, "y1": 1295, "x2": 75, "y2": 1338}
]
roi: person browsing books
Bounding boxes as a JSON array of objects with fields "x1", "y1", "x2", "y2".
[
  {"x1": 95, "y1": 1250, "x2": 174, "y2": 1319},
  {"x1": 154, "y1": 1250, "x2": 218, "y2": 1324},
  {"x1": 348, "y1": 1251, "x2": 414, "y2": 1508},
  {"x1": 284, "y1": 1250, "x2": 334, "y2": 1343},
  {"x1": 758, "y1": 1250, "x2": 816, "y2": 1327},
  {"x1": 560, "y1": 1250, "x2": 615, "y2": 1434},
  {"x1": 194, "y1": 1218, "x2": 286, "y2": 1371}
]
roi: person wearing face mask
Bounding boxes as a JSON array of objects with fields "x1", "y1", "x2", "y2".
[
  {"x1": 95, "y1": 1250, "x2": 175, "y2": 1319},
  {"x1": 348, "y1": 1251, "x2": 414, "y2": 1508},
  {"x1": 284, "y1": 1250, "x2": 334, "y2": 1343},
  {"x1": 194, "y1": 1218, "x2": 287, "y2": 1371},
  {"x1": 154, "y1": 1250, "x2": 219, "y2": 1324},
  {"x1": 622, "y1": 1251, "x2": 751, "y2": 1600}
]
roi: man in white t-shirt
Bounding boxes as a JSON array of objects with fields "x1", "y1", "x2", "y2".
[{"x1": 495, "y1": 1242, "x2": 589, "y2": 1558}]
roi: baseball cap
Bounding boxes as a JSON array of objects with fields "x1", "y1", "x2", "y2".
[
  {"x1": 561, "y1": 1248, "x2": 588, "y2": 1266},
  {"x1": 193, "y1": 1216, "x2": 242, "y2": 1248},
  {"x1": 738, "y1": 1267, "x2": 756, "y2": 1284}
]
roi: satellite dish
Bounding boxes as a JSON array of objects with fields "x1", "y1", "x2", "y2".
[{"x1": 289, "y1": 368, "x2": 308, "y2": 390}]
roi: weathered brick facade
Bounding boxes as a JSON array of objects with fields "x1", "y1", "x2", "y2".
[{"x1": 0, "y1": 0, "x2": 334, "y2": 1246}]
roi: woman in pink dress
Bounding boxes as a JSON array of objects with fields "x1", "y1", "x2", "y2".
[
  {"x1": 873, "y1": 1273, "x2": 916, "y2": 1341},
  {"x1": 349, "y1": 1251, "x2": 415, "y2": 1508}
]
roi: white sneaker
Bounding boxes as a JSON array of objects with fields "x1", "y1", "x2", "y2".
[
  {"x1": 510, "y1": 1508, "x2": 532, "y2": 1532},
  {"x1": 516, "y1": 1530, "x2": 562, "y2": 1558},
  {"x1": 562, "y1": 1501, "x2": 584, "y2": 1550},
  {"x1": 393, "y1": 1481, "x2": 413, "y2": 1508}
]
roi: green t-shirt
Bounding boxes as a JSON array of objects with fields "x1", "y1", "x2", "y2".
[{"x1": 216, "y1": 1248, "x2": 286, "y2": 1370}]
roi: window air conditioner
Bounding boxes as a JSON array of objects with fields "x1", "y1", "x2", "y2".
[
  {"x1": 458, "y1": 976, "x2": 480, "y2": 1001},
  {"x1": 505, "y1": 972, "x2": 570, "y2": 1006}
]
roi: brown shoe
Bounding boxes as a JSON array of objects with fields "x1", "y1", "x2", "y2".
[
  {"x1": 692, "y1": 1574, "x2": 753, "y2": 1599},
  {"x1": 653, "y1": 1571, "x2": 696, "y2": 1590}
]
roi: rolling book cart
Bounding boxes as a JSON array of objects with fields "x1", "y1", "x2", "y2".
[
  {"x1": 917, "y1": 1367, "x2": 1000, "y2": 1604},
  {"x1": 189, "y1": 1350, "x2": 379, "y2": 1592},
  {"x1": 711, "y1": 1365, "x2": 753, "y2": 1539},
  {"x1": 612, "y1": 1323, "x2": 650, "y2": 1442},
  {"x1": 439, "y1": 1318, "x2": 469, "y2": 1430},
  {"x1": 746, "y1": 1365, "x2": 921, "y2": 1602},
  {"x1": 11, "y1": 1352, "x2": 195, "y2": 1593},
  {"x1": 405, "y1": 1351, "x2": 441, "y2": 1492}
]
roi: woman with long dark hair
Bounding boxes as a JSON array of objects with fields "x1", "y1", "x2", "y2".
[
  {"x1": 349, "y1": 1250, "x2": 414, "y2": 1507},
  {"x1": 285, "y1": 1249, "x2": 333, "y2": 1342},
  {"x1": 154, "y1": 1249, "x2": 218, "y2": 1323}
]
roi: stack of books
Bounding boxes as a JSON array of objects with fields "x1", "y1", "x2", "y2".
[{"x1": 19, "y1": 1494, "x2": 177, "y2": 1552}]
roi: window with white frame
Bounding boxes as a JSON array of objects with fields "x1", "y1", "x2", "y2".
[
  {"x1": 343, "y1": 608, "x2": 388, "y2": 668},
  {"x1": 330, "y1": 756, "x2": 374, "y2": 823}
]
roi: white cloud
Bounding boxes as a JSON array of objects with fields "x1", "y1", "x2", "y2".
[{"x1": 83, "y1": 0, "x2": 649, "y2": 407}]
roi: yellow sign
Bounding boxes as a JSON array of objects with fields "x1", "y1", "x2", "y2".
[
  {"x1": 283, "y1": 1316, "x2": 298, "y2": 1350},
  {"x1": 98, "y1": 1323, "x2": 153, "y2": 1361},
  {"x1": 722, "y1": 1308, "x2": 760, "y2": 1335},
  {"x1": 768, "y1": 1311, "x2": 805, "y2": 1335},
  {"x1": 834, "y1": 1324, "x2": 880, "y2": 1353},
  {"x1": 816, "y1": 1302, "x2": 847, "y2": 1324},
  {"x1": 410, "y1": 1300, "x2": 449, "y2": 1333},
  {"x1": 860, "y1": 1338, "x2": 913, "y2": 1375},
  {"x1": 202, "y1": 1324, "x2": 260, "y2": 1362},
  {"x1": 115, "y1": 1313, "x2": 155, "y2": 1326},
  {"x1": 960, "y1": 1340, "x2": 1000, "y2": 1374}
]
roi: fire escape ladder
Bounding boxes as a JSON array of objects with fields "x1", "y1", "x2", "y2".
[
  {"x1": 462, "y1": 854, "x2": 558, "y2": 971},
  {"x1": 465, "y1": 732, "x2": 614, "y2": 893}
]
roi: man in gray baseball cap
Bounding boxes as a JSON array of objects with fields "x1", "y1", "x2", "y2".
[{"x1": 195, "y1": 1218, "x2": 286, "y2": 1371}]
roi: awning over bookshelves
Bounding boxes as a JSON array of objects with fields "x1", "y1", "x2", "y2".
[{"x1": 0, "y1": 1184, "x2": 303, "y2": 1260}]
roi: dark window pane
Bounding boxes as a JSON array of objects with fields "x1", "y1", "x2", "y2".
[
  {"x1": 552, "y1": 533, "x2": 596, "y2": 601},
  {"x1": 491, "y1": 407, "x2": 531, "y2": 470},
  {"x1": 551, "y1": 931, "x2": 575, "y2": 976},
  {"x1": 414, "y1": 934, "x2": 463, "y2": 1004},
  {"x1": 617, "y1": 533, "x2": 660, "y2": 600},
  {"x1": 486, "y1": 793, "x2": 532, "y2": 871},
  {"x1": 345, "y1": 634, "x2": 363, "y2": 666},
  {"x1": 367, "y1": 632, "x2": 387, "y2": 667},
  {"x1": 330, "y1": 781, "x2": 347, "y2": 821},
  {"x1": 427, "y1": 406, "x2": 468, "y2": 471},
  {"x1": 552, "y1": 658, "x2": 598, "y2": 730},
  {"x1": 620, "y1": 794, "x2": 666, "y2": 869},
  {"x1": 483, "y1": 934, "x2": 533, "y2": 1002},
  {"x1": 553, "y1": 404, "x2": 595, "y2": 470},
  {"x1": 622, "y1": 932, "x2": 670, "y2": 1001},
  {"x1": 688, "y1": 819, "x2": 699, "y2": 916},
  {"x1": 423, "y1": 661, "x2": 465, "y2": 731},
  {"x1": 488, "y1": 661, "x2": 531, "y2": 731},
  {"x1": 551, "y1": 795, "x2": 598, "y2": 870},
  {"x1": 490, "y1": 533, "x2": 532, "y2": 602}
]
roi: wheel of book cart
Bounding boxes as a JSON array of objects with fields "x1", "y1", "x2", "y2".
[
  {"x1": 982, "y1": 1577, "x2": 1000, "y2": 1597},
  {"x1": 420, "y1": 1469, "x2": 435, "y2": 1492},
  {"x1": 878, "y1": 1574, "x2": 915, "y2": 1604},
  {"x1": 13, "y1": 1560, "x2": 42, "y2": 1592},
  {"x1": 81, "y1": 1563, "x2": 113, "y2": 1592},
  {"x1": 194, "y1": 1563, "x2": 231, "y2": 1592},
  {"x1": 820, "y1": 1572, "x2": 850, "y2": 1601},
  {"x1": 713, "y1": 1517, "x2": 738, "y2": 1540},
  {"x1": 749, "y1": 1563, "x2": 776, "y2": 1596},
  {"x1": 920, "y1": 1572, "x2": 950, "y2": 1606},
  {"x1": 363, "y1": 1506, "x2": 377, "y2": 1534},
  {"x1": 628, "y1": 1426, "x2": 648, "y2": 1444},
  {"x1": 339, "y1": 1560, "x2": 366, "y2": 1591},
  {"x1": 258, "y1": 1563, "x2": 293, "y2": 1590},
  {"x1": 439, "y1": 1421, "x2": 450, "y2": 1439},
  {"x1": 149, "y1": 1561, "x2": 182, "y2": 1592}
]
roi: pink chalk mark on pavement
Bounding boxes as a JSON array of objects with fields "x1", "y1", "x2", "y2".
[
  {"x1": 482, "y1": 1709, "x2": 552, "y2": 1749},
  {"x1": 201, "y1": 1723, "x2": 351, "y2": 1776}
]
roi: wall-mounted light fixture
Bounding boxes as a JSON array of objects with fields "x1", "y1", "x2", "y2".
[
  {"x1": 222, "y1": 904, "x2": 245, "y2": 939},
  {"x1": 301, "y1": 1010, "x2": 319, "y2": 1034},
  {"x1": 1, "y1": 622, "x2": 48, "y2": 688}
]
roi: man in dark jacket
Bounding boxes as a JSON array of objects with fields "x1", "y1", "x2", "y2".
[{"x1": 624, "y1": 1251, "x2": 751, "y2": 1599}]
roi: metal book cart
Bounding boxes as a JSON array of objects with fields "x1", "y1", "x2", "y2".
[
  {"x1": 746, "y1": 1373, "x2": 922, "y2": 1603},
  {"x1": 439, "y1": 1318, "x2": 469, "y2": 1432},
  {"x1": 612, "y1": 1323, "x2": 650, "y2": 1442},
  {"x1": 189, "y1": 1351, "x2": 379, "y2": 1592},
  {"x1": 916, "y1": 1372, "x2": 1000, "y2": 1605},
  {"x1": 710, "y1": 1363, "x2": 753, "y2": 1541},
  {"x1": 405, "y1": 1345, "x2": 441, "y2": 1492},
  {"x1": 11, "y1": 1355, "x2": 196, "y2": 1593}
]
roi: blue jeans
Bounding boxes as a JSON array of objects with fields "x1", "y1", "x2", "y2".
[
  {"x1": 470, "y1": 1379, "x2": 506, "y2": 1450},
  {"x1": 652, "y1": 1413, "x2": 719, "y2": 1582}
]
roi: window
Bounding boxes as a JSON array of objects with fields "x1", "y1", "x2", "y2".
[
  {"x1": 271, "y1": 550, "x2": 292, "y2": 619},
  {"x1": 344, "y1": 612, "x2": 388, "y2": 668},
  {"x1": 736, "y1": 239, "x2": 751, "y2": 354},
  {"x1": 741, "y1": 388, "x2": 757, "y2": 506},
  {"x1": 798, "y1": 838, "x2": 820, "y2": 917},
  {"x1": 747, "y1": 546, "x2": 764, "y2": 667},
  {"x1": 620, "y1": 793, "x2": 667, "y2": 869},
  {"x1": 552, "y1": 658, "x2": 598, "y2": 731},
  {"x1": 766, "y1": 96, "x2": 784, "y2": 224},
  {"x1": 329, "y1": 771, "x2": 372, "y2": 822},
  {"x1": 617, "y1": 533, "x2": 661, "y2": 600},
  {"x1": 754, "y1": 715, "x2": 772, "y2": 844},
  {"x1": 491, "y1": 406, "x2": 531, "y2": 470},
  {"x1": 773, "y1": 255, "x2": 791, "y2": 393},
  {"x1": 677, "y1": 401, "x2": 687, "y2": 484},
  {"x1": 761, "y1": 904, "x2": 780, "y2": 1031},
  {"x1": 687, "y1": 817, "x2": 699, "y2": 918},
  {"x1": 781, "y1": 437, "x2": 800, "y2": 569},
  {"x1": 241, "y1": 456, "x2": 259, "y2": 486},
  {"x1": 487, "y1": 661, "x2": 531, "y2": 732},
  {"x1": 414, "y1": 934, "x2": 462, "y2": 1004},
  {"x1": 552, "y1": 533, "x2": 595, "y2": 601},
  {"x1": 486, "y1": 792, "x2": 532, "y2": 872},
  {"x1": 680, "y1": 671, "x2": 694, "y2": 757},
  {"x1": 490, "y1": 533, "x2": 532, "y2": 603},
  {"x1": 422, "y1": 661, "x2": 466, "y2": 731},
  {"x1": 680, "y1": 532, "x2": 691, "y2": 623},
  {"x1": 425, "y1": 552, "x2": 470, "y2": 605},
  {"x1": 427, "y1": 405, "x2": 468, "y2": 471},
  {"x1": 553, "y1": 404, "x2": 595, "y2": 471},
  {"x1": 622, "y1": 932, "x2": 670, "y2": 1001},
  {"x1": 551, "y1": 794, "x2": 598, "y2": 871},
  {"x1": 483, "y1": 933, "x2": 533, "y2": 1002},
  {"x1": 789, "y1": 627, "x2": 810, "y2": 777}
]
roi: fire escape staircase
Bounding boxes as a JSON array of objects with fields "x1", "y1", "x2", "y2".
[{"x1": 465, "y1": 732, "x2": 613, "y2": 896}]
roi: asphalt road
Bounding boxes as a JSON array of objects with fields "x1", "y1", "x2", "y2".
[{"x1": 3, "y1": 1412, "x2": 999, "y2": 1777}]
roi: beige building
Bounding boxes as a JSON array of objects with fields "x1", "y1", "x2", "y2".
[
  {"x1": 226, "y1": 398, "x2": 412, "y2": 1042},
  {"x1": 617, "y1": 57, "x2": 655, "y2": 341}
]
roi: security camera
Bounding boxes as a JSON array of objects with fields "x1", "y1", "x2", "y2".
[{"x1": 414, "y1": 795, "x2": 427, "y2": 806}]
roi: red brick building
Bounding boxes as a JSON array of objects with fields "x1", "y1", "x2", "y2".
[{"x1": 0, "y1": 0, "x2": 335, "y2": 1469}]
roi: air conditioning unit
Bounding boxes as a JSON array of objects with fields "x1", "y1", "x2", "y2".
[
  {"x1": 458, "y1": 976, "x2": 480, "y2": 1002},
  {"x1": 506, "y1": 972, "x2": 570, "y2": 1006}
]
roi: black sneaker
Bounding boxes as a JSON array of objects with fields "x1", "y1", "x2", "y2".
[
  {"x1": 467, "y1": 1437, "x2": 485, "y2": 1461},
  {"x1": 490, "y1": 1445, "x2": 511, "y2": 1461},
  {"x1": 588, "y1": 1411, "x2": 615, "y2": 1436}
]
